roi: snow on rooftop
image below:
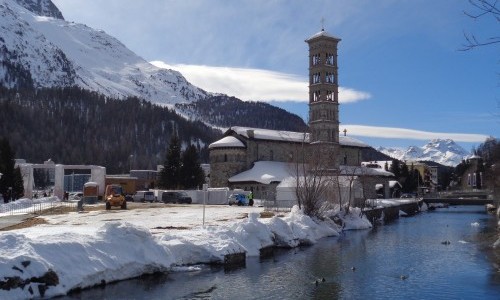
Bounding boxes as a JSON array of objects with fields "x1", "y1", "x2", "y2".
[
  {"x1": 340, "y1": 165, "x2": 393, "y2": 177},
  {"x1": 229, "y1": 162, "x2": 393, "y2": 187},
  {"x1": 305, "y1": 29, "x2": 341, "y2": 42},
  {"x1": 208, "y1": 136, "x2": 245, "y2": 149},
  {"x1": 228, "y1": 161, "x2": 293, "y2": 184},
  {"x1": 229, "y1": 126, "x2": 308, "y2": 143},
  {"x1": 339, "y1": 135, "x2": 369, "y2": 148},
  {"x1": 228, "y1": 126, "x2": 368, "y2": 148},
  {"x1": 375, "y1": 180, "x2": 401, "y2": 189}
]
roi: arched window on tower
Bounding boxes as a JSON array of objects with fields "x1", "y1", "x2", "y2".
[
  {"x1": 326, "y1": 91, "x2": 334, "y2": 101},
  {"x1": 326, "y1": 53, "x2": 335, "y2": 65},
  {"x1": 312, "y1": 54, "x2": 320, "y2": 66},
  {"x1": 312, "y1": 72, "x2": 321, "y2": 84},
  {"x1": 326, "y1": 72, "x2": 335, "y2": 83},
  {"x1": 313, "y1": 91, "x2": 321, "y2": 102}
]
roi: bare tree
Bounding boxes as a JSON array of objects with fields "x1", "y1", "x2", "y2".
[
  {"x1": 330, "y1": 165, "x2": 370, "y2": 215},
  {"x1": 293, "y1": 142, "x2": 337, "y2": 218},
  {"x1": 461, "y1": 0, "x2": 500, "y2": 50}
]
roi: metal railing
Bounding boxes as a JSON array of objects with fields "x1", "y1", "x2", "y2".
[
  {"x1": 261, "y1": 191, "x2": 295, "y2": 212},
  {"x1": 0, "y1": 200, "x2": 78, "y2": 215}
]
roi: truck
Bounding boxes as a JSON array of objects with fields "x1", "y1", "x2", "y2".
[{"x1": 104, "y1": 184, "x2": 127, "y2": 210}]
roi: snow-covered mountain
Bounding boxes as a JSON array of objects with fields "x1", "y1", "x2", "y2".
[
  {"x1": 377, "y1": 139, "x2": 470, "y2": 167},
  {"x1": 0, "y1": 0, "x2": 208, "y2": 106}
]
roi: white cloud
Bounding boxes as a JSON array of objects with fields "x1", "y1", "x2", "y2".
[
  {"x1": 151, "y1": 61, "x2": 371, "y2": 103},
  {"x1": 341, "y1": 125, "x2": 489, "y2": 143}
]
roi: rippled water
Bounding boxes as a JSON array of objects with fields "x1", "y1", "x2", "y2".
[{"x1": 63, "y1": 206, "x2": 500, "y2": 299}]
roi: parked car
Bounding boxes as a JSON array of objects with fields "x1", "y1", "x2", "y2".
[
  {"x1": 161, "y1": 191, "x2": 192, "y2": 204},
  {"x1": 133, "y1": 191, "x2": 155, "y2": 203},
  {"x1": 228, "y1": 193, "x2": 248, "y2": 206},
  {"x1": 69, "y1": 192, "x2": 83, "y2": 200}
]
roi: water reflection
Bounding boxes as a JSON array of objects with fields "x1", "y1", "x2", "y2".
[{"x1": 61, "y1": 206, "x2": 500, "y2": 300}]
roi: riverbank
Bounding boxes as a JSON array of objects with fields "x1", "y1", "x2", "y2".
[
  {"x1": 64, "y1": 205, "x2": 500, "y2": 300},
  {"x1": 0, "y1": 199, "x2": 371, "y2": 299}
]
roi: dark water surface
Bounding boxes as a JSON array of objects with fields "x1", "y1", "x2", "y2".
[{"x1": 64, "y1": 206, "x2": 500, "y2": 299}]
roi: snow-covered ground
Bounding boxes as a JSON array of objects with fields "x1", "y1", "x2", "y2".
[{"x1": 0, "y1": 198, "x2": 372, "y2": 299}]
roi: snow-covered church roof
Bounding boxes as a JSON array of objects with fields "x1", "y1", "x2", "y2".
[
  {"x1": 339, "y1": 135, "x2": 369, "y2": 148},
  {"x1": 228, "y1": 161, "x2": 293, "y2": 184},
  {"x1": 220, "y1": 126, "x2": 369, "y2": 148},
  {"x1": 229, "y1": 162, "x2": 393, "y2": 186},
  {"x1": 208, "y1": 136, "x2": 245, "y2": 149},
  {"x1": 229, "y1": 126, "x2": 308, "y2": 143}
]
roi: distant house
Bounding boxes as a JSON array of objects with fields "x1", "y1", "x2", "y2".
[{"x1": 460, "y1": 155, "x2": 484, "y2": 190}]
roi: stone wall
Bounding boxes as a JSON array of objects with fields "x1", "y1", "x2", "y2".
[
  {"x1": 209, "y1": 148, "x2": 247, "y2": 187},
  {"x1": 209, "y1": 134, "x2": 367, "y2": 190}
]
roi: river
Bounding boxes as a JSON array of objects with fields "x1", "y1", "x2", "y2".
[{"x1": 63, "y1": 206, "x2": 500, "y2": 299}]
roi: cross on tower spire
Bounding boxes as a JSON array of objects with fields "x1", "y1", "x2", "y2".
[{"x1": 321, "y1": 17, "x2": 325, "y2": 31}]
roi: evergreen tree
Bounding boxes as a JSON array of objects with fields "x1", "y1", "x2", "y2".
[
  {"x1": 400, "y1": 162, "x2": 411, "y2": 192},
  {"x1": 389, "y1": 159, "x2": 401, "y2": 178},
  {"x1": 33, "y1": 169, "x2": 50, "y2": 189},
  {"x1": 406, "y1": 165, "x2": 422, "y2": 194},
  {"x1": 158, "y1": 135, "x2": 182, "y2": 189},
  {"x1": 180, "y1": 144, "x2": 205, "y2": 189},
  {"x1": 12, "y1": 167, "x2": 24, "y2": 200},
  {"x1": 0, "y1": 137, "x2": 23, "y2": 201}
]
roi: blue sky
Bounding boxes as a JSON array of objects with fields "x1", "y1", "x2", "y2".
[{"x1": 51, "y1": 0, "x2": 498, "y2": 151}]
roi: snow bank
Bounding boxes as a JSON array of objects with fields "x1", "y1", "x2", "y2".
[
  {"x1": 0, "y1": 222, "x2": 173, "y2": 299},
  {"x1": 327, "y1": 207, "x2": 373, "y2": 230},
  {"x1": 0, "y1": 205, "x2": 360, "y2": 299}
]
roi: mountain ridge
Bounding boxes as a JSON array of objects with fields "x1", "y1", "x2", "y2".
[
  {"x1": 1, "y1": 0, "x2": 307, "y2": 131},
  {"x1": 1, "y1": 0, "x2": 209, "y2": 105},
  {"x1": 377, "y1": 139, "x2": 470, "y2": 167}
]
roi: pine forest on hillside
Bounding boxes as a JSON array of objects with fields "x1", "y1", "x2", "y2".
[
  {"x1": 0, "y1": 82, "x2": 312, "y2": 174},
  {"x1": 0, "y1": 87, "x2": 221, "y2": 173},
  {"x1": 175, "y1": 95, "x2": 308, "y2": 132}
]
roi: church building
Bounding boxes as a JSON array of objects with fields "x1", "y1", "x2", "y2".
[{"x1": 208, "y1": 28, "x2": 392, "y2": 200}]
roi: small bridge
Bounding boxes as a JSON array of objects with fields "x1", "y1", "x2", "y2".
[{"x1": 423, "y1": 198, "x2": 495, "y2": 206}]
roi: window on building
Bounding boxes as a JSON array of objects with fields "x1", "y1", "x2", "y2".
[
  {"x1": 326, "y1": 72, "x2": 335, "y2": 83},
  {"x1": 312, "y1": 54, "x2": 320, "y2": 65},
  {"x1": 326, "y1": 53, "x2": 335, "y2": 65},
  {"x1": 313, "y1": 91, "x2": 321, "y2": 102},
  {"x1": 312, "y1": 72, "x2": 321, "y2": 84},
  {"x1": 326, "y1": 91, "x2": 334, "y2": 101},
  {"x1": 224, "y1": 154, "x2": 227, "y2": 162}
]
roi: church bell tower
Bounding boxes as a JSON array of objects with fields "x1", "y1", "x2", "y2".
[{"x1": 306, "y1": 27, "x2": 341, "y2": 168}]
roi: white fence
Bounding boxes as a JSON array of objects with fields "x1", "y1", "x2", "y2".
[{"x1": 0, "y1": 199, "x2": 77, "y2": 215}]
